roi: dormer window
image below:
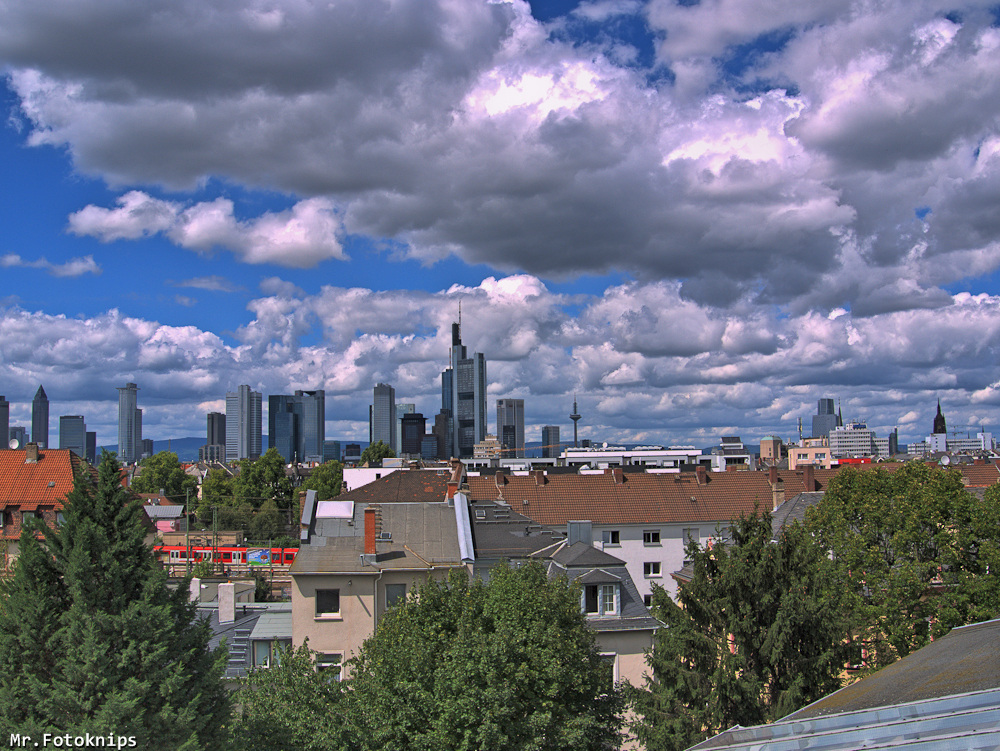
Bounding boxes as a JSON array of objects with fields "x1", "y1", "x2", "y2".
[{"x1": 583, "y1": 583, "x2": 619, "y2": 616}]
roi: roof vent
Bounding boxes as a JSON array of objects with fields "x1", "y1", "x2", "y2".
[
  {"x1": 690, "y1": 496, "x2": 697, "y2": 502},
  {"x1": 48, "y1": 481, "x2": 56, "y2": 488}
]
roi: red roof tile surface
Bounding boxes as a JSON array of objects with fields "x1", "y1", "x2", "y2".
[
  {"x1": 336, "y1": 469, "x2": 452, "y2": 505},
  {"x1": 0, "y1": 448, "x2": 91, "y2": 541}
]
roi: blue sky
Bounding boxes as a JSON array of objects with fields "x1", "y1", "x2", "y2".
[{"x1": 2, "y1": 0, "x2": 1000, "y2": 451}]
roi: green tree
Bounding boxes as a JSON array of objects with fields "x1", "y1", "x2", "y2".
[
  {"x1": 248, "y1": 498, "x2": 282, "y2": 542},
  {"x1": 200, "y1": 467, "x2": 234, "y2": 505},
  {"x1": 130, "y1": 450, "x2": 198, "y2": 501},
  {"x1": 632, "y1": 511, "x2": 849, "y2": 750},
  {"x1": 302, "y1": 460, "x2": 344, "y2": 500},
  {"x1": 232, "y1": 643, "x2": 352, "y2": 751},
  {"x1": 0, "y1": 451, "x2": 230, "y2": 748},
  {"x1": 806, "y1": 462, "x2": 1000, "y2": 667},
  {"x1": 233, "y1": 448, "x2": 294, "y2": 508},
  {"x1": 348, "y1": 562, "x2": 624, "y2": 751},
  {"x1": 359, "y1": 440, "x2": 394, "y2": 468}
]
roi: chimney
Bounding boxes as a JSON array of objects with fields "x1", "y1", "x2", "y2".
[
  {"x1": 531, "y1": 470, "x2": 546, "y2": 486},
  {"x1": 219, "y1": 582, "x2": 235, "y2": 624},
  {"x1": 25, "y1": 443, "x2": 39, "y2": 463},
  {"x1": 364, "y1": 506, "x2": 377, "y2": 556},
  {"x1": 696, "y1": 465, "x2": 707, "y2": 485},
  {"x1": 495, "y1": 471, "x2": 505, "y2": 486},
  {"x1": 772, "y1": 479, "x2": 785, "y2": 512},
  {"x1": 768, "y1": 465, "x2": 778, "y2": 485},
  {"x1": 447, "y1": 459, "x2": 463, "y2": 499},
  {"x1": 611, "y1": 467, "x2": 624, "y2": 484},
  {"x1": 803, "y1": 464, "x2": 816, "y2": 492},
  {"x1": 567, "y1": 520, "x2": 593, "y2": 546},
  {"x1": 189, "y1": 577, "x2": 202, "y2": 603}
]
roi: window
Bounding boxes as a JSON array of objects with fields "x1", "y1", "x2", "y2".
[
  {"x1": 316, "y1": 653, "x2": 342, "y2": 680},
  {"x1": 254, "y1": 639, "x2": 292, "y2": 668},
  {"x1": 385, "y1": 583, "x2": 406, "y2": 608},
  {"x1": 682, "y1": 528, "x2": 700, "y2": 544},
  {"x1": 644, "y1": 561, "x2": 662, "y2": 578},
  {"x1": 601, "y1": 530, "x2": 620, "y2": 546},
  {"x1": 643, "y1": 529, "x2": 661, "y2": 545},
  {"x1": 643, "y1": 594, "x2": 653, "y2": 607},
  {"x1": 584, "y1": 584, "x2": 619, "y2": 616},
  {"x1": 315, "y1": 589, "x2": 341, "y2": 617}
]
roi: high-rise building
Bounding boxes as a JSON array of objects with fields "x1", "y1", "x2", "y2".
[
  {"x1": 0, "y1": 395, "x2": 8, "y2": 448},
  {"x1": 395, "y1": 403, "x2": 415, "y2": 455},
  {"x1": 86, "y1": 431, "x2": 97, "y2": 464},
  {"x1": 117, "y1": 382, "x2": 142, "y2": 464},
  {"x1": 207, "y1": 412, "x2": 226, "y2": 446},
  {"x1": 323, "y1": 440, "x2": 341, "y2": 463},
  {"x1": 58, "y1": 415, "x2": 87, "y2": 457},
  {"x1": 442, "y1": 321, "x2": 487, "y2": 458},
  {"x1": 269, "y1": 390, "x2": 326, "y2": 463},
  {"x1": 496, "y1": 398, "x2": 525, "y2": 458},
  {"x1": 541, "y1": 425, "x2": 560, "y2": 458},
  {"x1": 226, "y1": 385, "x2": 262, "y2": 461},
  {"x1": 371, "y1": 383, "x2": 396, "y2": 453},
  {"x1": 811, "y1": 397, "x2": 840, "y2": 439},
  {"x1": 400, "y1": 413, "x2": 426, "y2": 456},
  {"x1": 32, "y1": 385, "x2": 49, "y2": 448},
  {"x1": 433, "y1": 410, "x2": 453, "y2": 460}
]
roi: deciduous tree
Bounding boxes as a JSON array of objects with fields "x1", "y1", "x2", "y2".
[
  {"x1": 359, "y1": 440, "x2": 394, "y2": 468},
  {"x1": 130, "y1": 450, "x2": 197, "y2": 501},
  {"x1": 349, "y1": 562, "x2": 625, "y2": 751},
  {"x1": 302, "y1": 460, "x2": 344, "y2": 500},
  {"x1": 806, "y1": 462, "x2": 1000, "y2": 667}
]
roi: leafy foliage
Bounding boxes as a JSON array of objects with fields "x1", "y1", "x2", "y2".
[
  {"x1": 806, "y1": 462, "x2": 1000, "y2": 666},
  {"x1": 130, "y1": 450, "x2": 197, "y2": 501},
  {"x1": 232, "y1": 643, "x2": 352, "y2": 751},
  {"x1": 0, "y1": 451, "x2": 230, "y2": 749},
  {"x1": 359, "y1": 440, "x2": 394, "y2": 468},
  {"x1": 348, "y1": 562, "x2": 625, "y2": 751},
  {"x1": 233, "y1": 448, "x2": 295, "y2": 508},
  {"x1": 632, "y1": 511, "x2": 849, "y2": 750},
  {"x1": 302, "y1": 460, "x2": 344, "y2": 500}
]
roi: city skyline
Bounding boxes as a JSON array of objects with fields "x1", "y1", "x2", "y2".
[{"x1": 2, "y1": 1, "x2": 1000, "y2": 449}]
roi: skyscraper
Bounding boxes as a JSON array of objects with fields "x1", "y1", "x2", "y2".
[
  {"x1": 268, "y1": 390, "x2": 326, "y2": 463},
  {"x1": 59, "y1": 415, "x2": 87, "y2": 457},
  {"x1": 496, "y1": 398, "x2": 525, "y2": 458},
  {"x1": 117, "y1": 382, "x2": 141, "y2": 464},
  {"x1": 400, "y1": 413, "x2": 426, "y2": 456},
  {"x1": 371, "y1": 383, "x2": 397, "y2": 453},
  {"x1": 541, "y1": 426, "x2": 560, "y2": 458},
  {"x1": 396, "y1": 403, "x2": 415, "y2": 455},
  {"x1": 226, "y1": 385, "x2": 262, "y2": 461},
  {"x1": 443, "y1": 321, "x2": 487, "y2": 458},
  {"x1": 207, "y1": 411, "x2": 226, "y2": 447},
  {"x1": 32, "y1": 385, "x2": 49, "y2": 448},
  {"x1": 0, "y1": 395, "x2": 8, "y2": 448},
  {"x1": 811, "y1": 397, "x2": 840, "y2": 439}
]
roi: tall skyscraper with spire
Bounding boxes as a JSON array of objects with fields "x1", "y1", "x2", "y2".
[
  {"x1": 442, "y1": 319, "x2": 487, "y2": 458},
  {"x1": 117, "y1": 382, "x2": 141, "y2": 463},
  {"x1": 32, "y1": 385, "x2": 49, "y2": 448}
]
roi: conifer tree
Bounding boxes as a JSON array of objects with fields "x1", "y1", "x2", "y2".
[
  {"x1": 632, "y1": 511, "x2": 849, "y2": 750},
  {"x1": 0, "y1": 451, "x2": 230, "y2": 748}
]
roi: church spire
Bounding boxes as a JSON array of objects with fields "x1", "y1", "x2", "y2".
[{"x1": 933, "y1": 398, "x2": 947, "y2": 435}]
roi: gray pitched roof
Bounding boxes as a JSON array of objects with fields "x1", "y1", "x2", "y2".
[{"x1": 770, "y1": 491, "x2": 824, "y2": 538}]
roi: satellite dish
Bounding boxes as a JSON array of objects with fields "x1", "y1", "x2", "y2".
[
  {"x1": 8, "y1": 438, "x2": 19, "y2": 449},
  {"x1": 602, "y1": 442, "x2": 608, "y2": 449},
  {"x1": 940, "y1": 455, "x2": 951, "y2": 466}
]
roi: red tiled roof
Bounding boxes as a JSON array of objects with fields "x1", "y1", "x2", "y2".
[
  {"x1": 956, "y1": 463, "x2": 1000, "y2": 487},
  {"x1": 466, "y1": 470, "x2": 778, "y2": 526},
  {"x1": 0, "y1": 448, "x2": 93, "y2": 541},
  {"x1": 337, "y1": 469, "x2": 452, "y2": 504}
]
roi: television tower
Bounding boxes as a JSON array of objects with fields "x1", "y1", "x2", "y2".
[{"x1": 570, "y1": 395, "x2": 582, "y2": 447}]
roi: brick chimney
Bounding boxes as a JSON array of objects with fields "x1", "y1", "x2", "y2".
[
  {"x1": 768, "y1": 465, "x2": 778, "y2": 485},
  {"x1": 803, "y1": 464, "x2": 816, "y2": 492},
  {"x1": 695, "y1": 465, "x2": 707, "y2": 485},
  {"x1": 364, "y1": 506, "x2": 377, "y2": 556},
  {"x1": 610, "y1": 467, "x2": 624, "y2": 484},
  {"x1": 531, "y1": 470, "x2": 546, "y2": 486},
  {"x1": 772, "y1": 479, "x2": 785, "y2": 512},
  {"x1": 447, "y1": 459, "x2": 463, "y2": 499},
  {"x1": 25, "y1": 443, "x2": 39, "y2": 463}
]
